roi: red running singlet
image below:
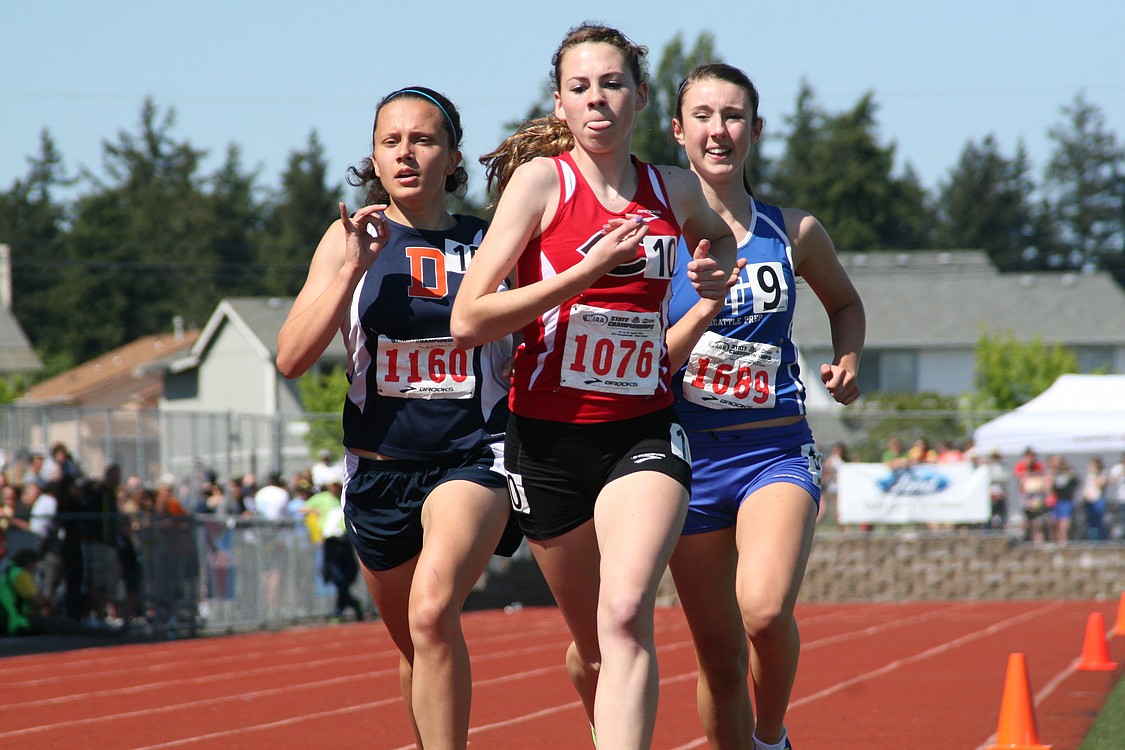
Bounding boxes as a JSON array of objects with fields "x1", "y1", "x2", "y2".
[{"x1": 510, "y1": 152, "x2": 683, "y2": 424}]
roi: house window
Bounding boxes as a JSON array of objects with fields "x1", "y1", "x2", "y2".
[
  {"x1": 857, "y1": 351, "x2": 917, "y2": 394},
  {"x1": 1075, "y1": 346, "x2": 1113, "y2": 374}
]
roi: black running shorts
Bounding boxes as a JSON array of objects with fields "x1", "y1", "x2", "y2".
[{"x1": 504, "y1": 407, "x2": 692, "y2": 540}]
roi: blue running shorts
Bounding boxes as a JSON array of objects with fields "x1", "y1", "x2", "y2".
[{"x1": 682, "y1": 419, "x2": 822, "y2": 535}]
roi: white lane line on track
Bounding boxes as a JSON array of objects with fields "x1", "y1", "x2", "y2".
[
  {"x1": 6, "y1": 602, "x2": 1070, "y2": 749},
  {"x1": 801, "y1": 601, "x2": 981, "y2": 651},
  {"x1": 0, "y1": 604, "x2": 964, "y2": 744},
  {"x1": 971, "y1": 619, "x2": 1116, "y2": 750},
  {"x1": 788, "y1": 600, "x2": 1066, "y2": 709},
  {"x1": 0, "y1": 639, "x2": 606, "y2": 743},
  {"x1": 4, "y1": 633, "x2": 577, "y2": 709},
  {"x1": 666, "y1": 600, "x2": 1069, "y2": 750}
]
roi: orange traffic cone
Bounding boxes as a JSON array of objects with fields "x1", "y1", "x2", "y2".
[
  {"x1": 987, "y1": 653, "x2": 1050, "y2": 750},
  {"x1": 1077, "y1": 611, "x2": 1118, "y2": 671},
  {"x1": 1115, "y1": 592, "x2": 1125, "y2": 637}
]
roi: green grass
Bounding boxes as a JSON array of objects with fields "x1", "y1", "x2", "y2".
[{"x1": 1078, "y1": 672, "x2": 1125, "y2": 749}]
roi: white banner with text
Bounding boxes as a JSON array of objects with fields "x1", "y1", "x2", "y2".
[{"x1": 836, "y1": 462, "x2": 991, "y2": 524}]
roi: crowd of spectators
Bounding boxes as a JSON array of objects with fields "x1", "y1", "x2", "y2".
[
  {"x1": 5, "y1": 437, "x2": 1123, "y2": 637},
  {"x1": 1012, "y1": 448, "x2": 1125, "y2": 544},
  {"x1": 817, "y1": 436, "x2": 1125, "y2": 542},
  {"x1": 0, "y1": 442, "x2": 356, "y2": 638}
]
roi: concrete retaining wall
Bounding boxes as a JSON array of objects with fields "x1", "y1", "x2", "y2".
[
  {"x1": 473, "y1": 536, "x2": 1125, "y2": 609},
  {"x1": 798, "y1": 534, "x2": 1125, "y2": 602}
]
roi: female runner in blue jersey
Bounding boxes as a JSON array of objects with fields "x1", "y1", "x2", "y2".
[
  {"x1": 276, "y1": 86, "x2": 520, "y2": 750},
  {"x1": 665, "y1": 64, "x2": 866, "y2": 750}
]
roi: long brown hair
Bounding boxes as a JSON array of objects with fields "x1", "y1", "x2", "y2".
[{"x1": 479, "y1": 23, "x2": 649, "y2": 200}]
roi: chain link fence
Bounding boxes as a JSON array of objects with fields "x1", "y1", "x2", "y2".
[
  {"x1": 22, "y1": 512, "x2": 368, "y2": 638},
  {"x1": 0, "y1": 404, "x2": 340, "y2": 487},
  {"x1": 5, "y1": 402, "x2": 1122, "y2": 639}
]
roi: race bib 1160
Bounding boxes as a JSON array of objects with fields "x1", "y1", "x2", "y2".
[{"x1": 375, "y1": 336, "x2": 475, "y2": 399}]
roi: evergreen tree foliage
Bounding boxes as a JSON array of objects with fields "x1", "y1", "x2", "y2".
[
  {"x1": 257, "y1": 132, "x2": 340, "y2": 297},
  {"x1": 57, "y1": 99, "x2": 259, "y2": 362},
  {"x1": 631, "y1": 32, "x2": 718, "y2": 168},
  {"x1": 767, "y1": 82, "x2": 935, "y2": 251},
  {"x1": 0, "y1": 131, "x2": 72, "y2": 370},
  {"x1": 1044, "y1": 93, "x2": 1125, "y2": 269},
  {"x1": 937, "y1": 136, "x2": 1039, "y2": 269}
]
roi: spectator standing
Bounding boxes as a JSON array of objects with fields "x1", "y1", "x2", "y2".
[
  {"x1": 1014, "y1": 448, "x2": 1048, "y2": 542},
  {"x1": 303, "y1": 479, "x2": 363, "y2": 622},
  {"x1": 311, "y1": 449, "x2": 341, "y2": 492},
  {"x1": 250, "y1": 472, "x2": 292, "y2": 618},
  {"x1": 22, "y1": 482, "x2": 52, "y2": 546},
  {"x1": 982, "y1": 450, "x2": 1011, "y2": 531},
  {"x1": 908, "y1": 438, "x2": 938, "y2": 464},
  {"x1": 53, "y1": 474, "x2": 87, "y2": 621},
  {"x1": 882, "y1": 437, "x2": 909, "y2": 470},
  {"x1": 935, "y1": 440, "x2": 963, "y2": 464},
  {"x1": 27, "y1": 482, "x2": 61, "y2": 600},
  {"x1": 252, "y1": 473, "x2": 291, "y2": 521},
  {"x1": 153, "y1": 478, "x2": 188, "y2": 516},
  {"x1": 1046, "y1": 455, "x2": 1079, "y2": 544},
  {"x1": 2, "y1": 483, "x2": 38, "y2": 557},
  {"x1": 819, "y1": 443, "x2": 849, "y2": 526},
  {"x1": 23, "y1": 452, "x2": 48, "y2": 489},
  {"x1": 1080, "y1": 457, "x2": 1109, "y2": 540},
  {"x1": 1106, "y1": 453, "x2": 1125, "y2": 540},
  {"x1": 0, "y1": 549, "x2": 49, "y2": 636},
  {"x1": 82, "y1": 465, "x2": 124, "y2": 624},
  {"x1": 288, "y1": 479, "x2": 313, "y2": 520},
  {"x1": 225, "y1": 477, "x2": 249, "y2": 517},
  {"x1": 43, "y1": 443, "x2": 81, "y2": 484}
]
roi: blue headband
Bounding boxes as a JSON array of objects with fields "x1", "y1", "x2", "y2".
[{"x1": 384, "y1": 88, "x2": 460, "y2": 144}]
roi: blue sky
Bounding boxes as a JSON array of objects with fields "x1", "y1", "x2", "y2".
[{"x1": 3, "y1": 1, "x2": 1123, "y2": 207}]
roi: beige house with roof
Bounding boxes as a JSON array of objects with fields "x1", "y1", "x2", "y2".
[
  {"x1": 20, "y1": 326, "x2": 200, "y2": 479},
  {"x1": 793, "y1": 250, "x2": 1125, "y2": 396},
  {"x1": 0, "y1": 245, "x2": 42, "y2": 376},
  {"x1": 160, "y1": 297, "x2": 348, "y2": 479}
]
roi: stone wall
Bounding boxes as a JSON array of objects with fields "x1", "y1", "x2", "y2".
[
  {"x1": 474, "y1": 535, "x2": 1125, "y2": 610},
  {"x1": 798, "y1": 534, "x2": 1125, "y2": 602}
]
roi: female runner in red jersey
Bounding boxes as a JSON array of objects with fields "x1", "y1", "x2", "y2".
[{"x1": 452, "y1": 23, "x2": 735, "y2": 750}]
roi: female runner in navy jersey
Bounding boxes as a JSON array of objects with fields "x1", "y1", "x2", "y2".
[
  {"x1": 276, "y1": 86, "x2": 520, "y2": 750},
  {"x1": 451, "y1": 24, "x2": 734, "y2": 750},
  {"x1": 665, "y1": 64, "x2": 866, "y2": 750}
]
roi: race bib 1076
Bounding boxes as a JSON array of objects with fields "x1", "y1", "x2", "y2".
[{"x1": 560, "y1": 304, "x2": 662, "y2": 396}]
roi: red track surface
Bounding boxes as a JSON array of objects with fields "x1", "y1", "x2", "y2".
[{"x1": 2, "y1": 600, "x2": 1121, "y2": 749}]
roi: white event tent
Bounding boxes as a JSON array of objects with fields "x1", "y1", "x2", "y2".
[{"x1": 973, "y1": 374, "x2": 1125, "y2": 456}]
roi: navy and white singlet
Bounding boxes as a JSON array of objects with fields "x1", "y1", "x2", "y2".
[{"x1": 340, "y1": 214, "x2": 512, "y2": 461}]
